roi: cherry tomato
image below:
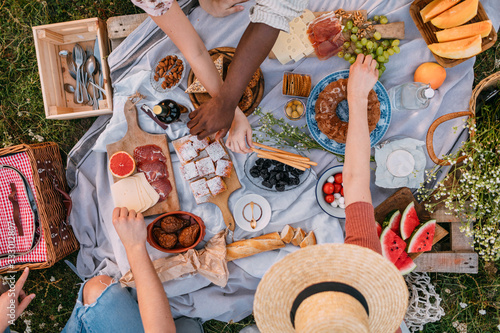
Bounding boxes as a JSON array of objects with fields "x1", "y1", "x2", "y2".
[
  {"x1": 325, "y1": 194, "x2": 335, "y2": 203},
  {"x1": 341, "y1": 187, "x2": 344, "y2": 196},
  {"x1": 334, "y1": 173, "x2": 343, "y2": 184},
  {"x1": 333, "y1": 183, "x2": 342, "y2": 193},
  {"x1": 323, "y1": 182, "x2": 334, "y2": 194}
]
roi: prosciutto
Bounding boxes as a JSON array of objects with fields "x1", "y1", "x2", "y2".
[
  {"x1": 134, "y1": 144, "x2": 167, "y2": 164},
  {"x1": 137, "y1": 161, "x2": 168, "y2": 183},
  {"x1": 150, "y1": 178, "x2": 172, "y2": 202},
  {"x1": 134, "y1": 144, "x2": 171, "y2": 200},
  {"x1": 307, "y1": 12, "x2": 345, "y2": 60}
]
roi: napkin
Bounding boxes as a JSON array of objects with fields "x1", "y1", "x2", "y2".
[{"x1": 375, "y1": 138, "x2": 426, "y2": 188}]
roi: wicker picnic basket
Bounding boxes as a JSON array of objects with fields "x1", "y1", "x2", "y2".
[
  {"x1": 426, "y1": 71, "x2": 500, "y2": 166},
  {"x1": 0, "y1": 142, "x2": 79, "y2": 273}
]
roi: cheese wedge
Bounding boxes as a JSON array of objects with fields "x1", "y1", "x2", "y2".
[
  {"x1": 185, "y1": 55, "x2": 224, "y2": 93},
  {"x1": 300, "y1": 9, "x2": 316, "y2": 24},
  {"x1": 290, "y1": 18, "x2": 315, "y2": 57}
]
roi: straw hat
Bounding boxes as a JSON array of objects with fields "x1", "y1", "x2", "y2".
[{"x1": 254, "y1": 244, "x2": 408, "y2": 333}]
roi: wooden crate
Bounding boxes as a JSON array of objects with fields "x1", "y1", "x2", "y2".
[
  {"x1": 107, "y1": 14, "x2": 148, "y2": 51},
  {"x1": 375, "y1": 188, "x2": 478, "y2": 274},
  {"x1": 32, "y1": 18, "x2": 113, "y2": 120}
]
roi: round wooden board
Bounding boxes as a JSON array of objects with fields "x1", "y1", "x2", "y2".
[{"x1": 187, "y1": 47, "x2": 264, "y2": 116}]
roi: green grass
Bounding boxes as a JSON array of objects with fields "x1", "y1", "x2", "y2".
[{"x1": 1, "y1": 0, "x2": 500, "y2": 331}]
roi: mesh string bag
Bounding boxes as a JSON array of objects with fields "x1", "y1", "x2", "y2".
[{"x1": 404, "y1": 272, "x2": 445, "y2": 332}]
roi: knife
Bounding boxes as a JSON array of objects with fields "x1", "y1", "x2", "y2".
[{"x1": 93, "y1": 37, "x2": 103, "y2": 101}]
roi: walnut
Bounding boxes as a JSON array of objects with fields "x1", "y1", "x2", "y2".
[
  {"x1": 160, "y1": 215, "x2": 191, "y2": 233},
  {"x1": 178, "y1": 224, "x2": 200, "y2": 248},
  {"x1": 154, "y1": 227, "x2": 178, "y2": 249}
]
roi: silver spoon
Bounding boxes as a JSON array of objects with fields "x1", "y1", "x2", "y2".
[
  {"x1": 85, "y1": 55, "x2": 99, "y2": 109},
  {"x1": 59, "y1": 50, "x2": 77, "y2": 80},
  {"x1": 64, "y1": 83, "x2": 78, "y2": 104}
]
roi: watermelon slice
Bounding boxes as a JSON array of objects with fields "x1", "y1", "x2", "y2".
[
  {"x1": 382, "y1": 210, "x2": 401, "y2": 236},
  {"x1": 407, "y1": 220, "x2": 436, "y2": 253},
  {"x1": 400, "y1": 202, "x2": 420, "y2": 240},
  {"x1": 394, "y1": 251, "x2": 417, "y2": 275},
  {"x1": 376, "y1": 222, "x2": 382, "y2": 238},
  {"x1": 380, "y1": 227, "x2": 406, "y2": 264}
]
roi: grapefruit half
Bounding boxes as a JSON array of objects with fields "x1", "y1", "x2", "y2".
[{"x1": 109, "y1": 151, "x2": 136, "y2": 178}]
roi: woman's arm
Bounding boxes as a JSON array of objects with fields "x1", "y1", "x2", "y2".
[{"x1": 112, "y1": 208, "x2": 175, "y2": 333}]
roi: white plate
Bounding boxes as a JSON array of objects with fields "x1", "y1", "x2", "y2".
[{"x1": 234, "y1": 194, "x2": 271, "y2": 232}]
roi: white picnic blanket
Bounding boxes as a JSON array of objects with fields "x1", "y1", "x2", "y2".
[{"x1": 67, "y1": 0, "x2": 500, "y2": 322}]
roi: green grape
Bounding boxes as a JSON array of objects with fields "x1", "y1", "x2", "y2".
[
  {"x1": 373, "y1": 15, "x2": 380, "y2": 21},
  {"x1": 352, "y1": 26, "x2": 359, "y2": 34},
  {"x1": 343, "y1": 26, "x2": 348, "y2": 33},
  {"x1": 369, "y1": 53, "x2": 376, "y2": 60},
  {"x1": 373, "y1": 31, "x2": 382, "y2": 40},
  {"x1": 374, "y1": 62, "x2": 380, "y2": 69},
  {"x1": 380, "y1": 17, "x2": 388, "y2": 24},
  {"x1": 349, "y1": 56, "x2": 356, "y2": 64},
  {"x1": 355, "y1": 41, "x2": 363, "y2": 49},
  {"x1": 355, "y1": 48, "x2": 363, "y2": 54},
  {"x1": 387, "y1": 48, "x2": 395, "y2": 56},
  {"x1": 366, "y1": 41, "x2": 374, "y2": 50},
  {"x1": 377, "y1": 55, "x2": 386, "y2": 63},
  {"x1": 376, "y1": 47, "x2": 384, "y2": 55},
  {"x1": 392, "y1": 39, "x2": 400, "y2": 47},
  {"x1": 361, "y1": 38, "x2": 368, "y2": 46},
  {"x1": 373, "y1": 41, "x2": 380, "y2": 49},
  {"x1": 379, "y1": 64, "x2": 386, "y2": 72},
  {"x1": 344, "y1": 53, "x2": 352, "y2": 61},
  {"x1": 343, "y1": 41, "x2": 351, "y2": 49},
  {"x1": 338, "y1": 51, "x2": 344, "y2": 58},
  {"x1": 383, "y1": 57, "x2": 390, "y2": 63},
  {"x1": 393, "y1": 45, "x2": 401, "y2": 54},
  {"x1": 383, "y1": 51, "x2": 390, "y2": 59},
  {"x1": 346, "y1": 20, "x2": 353, "y2": 30},
  {"x1": 382, "y1": 40, "x2": 390, "y2": 48},
  {"x1": 350, "y1": 34, "x2": 358, "y2": 42}
]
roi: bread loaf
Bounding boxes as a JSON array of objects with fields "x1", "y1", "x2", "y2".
[
  {"x1": 280, "y1": 225, "x2": 295, "y2": 244},
  {"x1": 291, "y1": 228, "x2": 306, "y2": 246},
  {"x1": 299, "y1": 231, "x2": 317, "y2": 248},
  {"x1": 226, "y1": 232, "x2": 285, "y2": 261}
]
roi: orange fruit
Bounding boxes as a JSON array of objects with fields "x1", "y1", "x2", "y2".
[
  {"x1": 414, "y1": 62, "x2": 446, "y2": 89},
  {"x1": 109, "y1": 151, "x2": 135, "y2": 178}
]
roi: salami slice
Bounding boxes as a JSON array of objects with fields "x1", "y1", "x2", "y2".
[
  {"x1": 138, "y1": 161, "x2": 168, "y2": 183},
  {"x1": 134, "y1": 145, "x2": 167, "y2": 164}
]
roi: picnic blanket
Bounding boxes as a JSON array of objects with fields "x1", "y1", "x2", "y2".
[{"x1": 67, "y1": 0, "x2": 500, "y2": 322}]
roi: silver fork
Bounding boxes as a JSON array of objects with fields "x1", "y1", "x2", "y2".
[{"x1": 73, "y1": 44, "x2": 85, "y2": 104}]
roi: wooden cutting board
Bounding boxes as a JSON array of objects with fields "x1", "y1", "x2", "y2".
[
  {"x1": 106, "y1": 98, "x2": 180, "y2": 216},
  {"x1": 187, "y1": 47, "x2": 264, "y2": 117},
  {"x1": 207, "y1": 166, "x2": 241, "y2": 231},
  {"x1": 374, "y1": 187, "x2": 448, "y2": 261}
]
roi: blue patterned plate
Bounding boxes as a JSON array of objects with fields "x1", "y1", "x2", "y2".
[{"x1": 306, "y1": 70, "x2": 391, "y2": 155}]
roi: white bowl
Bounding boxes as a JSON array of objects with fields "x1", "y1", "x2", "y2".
[{"x1": 315, "y1": 165, "x2": 345, "y2": 219}]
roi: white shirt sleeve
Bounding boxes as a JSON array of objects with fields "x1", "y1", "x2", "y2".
[{"x1": 249, "y1": 0, "x2": 308, "y2": 32}]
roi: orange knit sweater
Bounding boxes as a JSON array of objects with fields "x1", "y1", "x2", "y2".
[{"x1": 344, "y1": 201, "x2": 382, "y2": 255}]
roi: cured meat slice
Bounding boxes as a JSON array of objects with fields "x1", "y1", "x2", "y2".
[
  {"x1": 307, "y1": 12, "x2": 345, "y2": 60},
  {"x1": 150, "y1": 178, "x2": 172, "y2": 202},
  {"x1": 137, "y1": 161, "x2": 168, "y2": 183},
  {"x1": 133, "y1": 145, "x2": 167, "y2": 164}
]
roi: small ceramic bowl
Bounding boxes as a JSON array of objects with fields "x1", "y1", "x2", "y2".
[
  {"x1": 315, "y1": 165, "x2": 346, "y2": 219},
  {"x1": 147, "y1": 211, "x2": 206, "y2": 253},
  {"x1": 284, "y1": 99, "x2": 305, "y2": 120}
]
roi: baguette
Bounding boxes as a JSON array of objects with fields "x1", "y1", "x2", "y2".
[
  {"x1": 291, "y1": 227, "x2": 306, "y2": 246},
  {"x1": 299, "y1": 231, "x2": 317, "y2": 248},
  {"x1": 226, "y1": 232, "x2": 285, "y2": 261},
  {"x1": 280, "y1": 225, "x2": 295, "y2": 244}
]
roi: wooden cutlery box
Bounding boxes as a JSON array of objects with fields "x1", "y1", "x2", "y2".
[{"x1": 32, "y1": 18, "x2": 113, "y2": 120}]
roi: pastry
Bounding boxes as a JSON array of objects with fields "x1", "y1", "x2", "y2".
[
  {"x1": 206, "y1": 176, "x2": 227, "y2": 196},
  {"x1": 160, "y1": 215, "x2": 191, "y2": 233},
  {"x1": 178, "y1": 224, "x2": 200, "y2": 247},
  {"x1": 238, "y1": 87, "x2": 253, "y2": 111}
]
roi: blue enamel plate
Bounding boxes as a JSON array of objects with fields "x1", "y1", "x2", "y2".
[{"x1": 306, "y1": 70, "x2": 391, "y2": 155}]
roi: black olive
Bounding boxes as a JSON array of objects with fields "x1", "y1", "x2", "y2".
[
  {"x1": 262, "y1": 180, "x2": 273, "y2": 188},
  {"x1": 262, "y1": 160, "x2": 272, "y2": 168},
  {"x1": 269, "y1": 178, "x2": 277, "y2": 185},
  {"x1": 276, "y1": 184, "x2": 285, "y2": 192},
  {"x1": 255, "y1": 158, "x2": 264, "y2": 166},
  {"x1": 250, "y1": 170, "x2": 260, "y2": 178}
]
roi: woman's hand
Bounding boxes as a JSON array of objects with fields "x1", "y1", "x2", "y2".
[
  {"x1": 112, "y1": 207, "x2": 146, "y2": 252},
  {"x1": 199, "y1": 0, "x2": 248, "y2": 17},
  {"x1": 347, "y1": 54, "x2": 379, "y2": 103},
  {"x1": 0, "y1": 268, "x2": 35, "y2": 331},
  {"x1": 225, "y1": 107, "x2": 253, "y2": 154}
]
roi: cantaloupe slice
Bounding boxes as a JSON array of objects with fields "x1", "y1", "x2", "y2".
[
  {"x1": 430, "y1": 0, "x2": 479, "y2": 29},
  {"x1": 436, "y1": 20, "x2": 492, "y2": 42},
  {"x1": 420, "y1": 0, "x2": 461, "y2": 23},
  {"x1": 428, "y1": 35, "x2": 482, "y2": 59}
]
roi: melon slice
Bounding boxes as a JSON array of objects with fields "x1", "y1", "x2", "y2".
[
  {"x1": 380, "y1": 227, "x2": 406, "y2": 264},
  {"x1": 382, "y1": 209, "x2": 401, "y2": 237},
  {"x1": 394, "y1": 251, "x2": 417, "y2": 275},
  {"x1": 407, "y1": 220, "x2": 436, "y2": 253},
  {"x1": 436, "y1": 20, "x2": 492, "y2": 42},
  {"x1": 376, "y1": 222, "x2": 382, "y2": 238},
  {"x1": 420, "y1": 0, "x2": 461, "y2": 23},
  {"x1": 428, "y1": 35, "x2": 482, "y2": 59},
  {"x1": 400, "y1": 202, "x2": 420, "y2": 240},
  {"x1": 430, "y1": 0, "x2": 478, "y2": 29}
]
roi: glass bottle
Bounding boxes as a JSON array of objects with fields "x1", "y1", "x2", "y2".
[
  {"x1": 153, "y1": 99, "x2": 181, "y2": 124},
  {"x1": 388, "y1": 82, "x2": 435, "y2": 112}
]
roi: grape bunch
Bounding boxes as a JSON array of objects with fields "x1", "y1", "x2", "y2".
[{"x1": 338, "y1": 15, "x2": 401, "y2": 77}]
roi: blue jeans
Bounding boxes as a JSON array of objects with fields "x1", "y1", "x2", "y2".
[{"x1": 63, "y1": 280, "x2": 204, "y2": 333}]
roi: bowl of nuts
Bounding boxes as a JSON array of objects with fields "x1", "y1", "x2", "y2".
[
  {"x1": 147, "y1": 211, "x2": 206, "y2": 253},
  {"x1": 151, "y1": 54, "x2": 186, "y2": 92}
]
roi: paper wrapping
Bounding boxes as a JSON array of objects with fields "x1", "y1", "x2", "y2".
[{"x1": 120, "y1": 230, "x2": 228, "y2": 288}]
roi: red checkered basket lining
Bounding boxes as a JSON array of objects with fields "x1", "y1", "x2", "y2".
[{"x1": 0, "y1": 152, "x2": 47, "y2": 266}]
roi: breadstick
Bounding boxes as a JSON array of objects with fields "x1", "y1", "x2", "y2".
[
  {"x1": 226, "y1": 232, "x2": 285, "y2": 261},
  {"x1": 256, "y1": 154, "x2": 308, "y2": 171},
  {"x1": 252, "y1": 148, "x2": 310, "y2": 162},
  {"x1": 252, "y1": 142, "x2": 303, "y2": 158}
]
